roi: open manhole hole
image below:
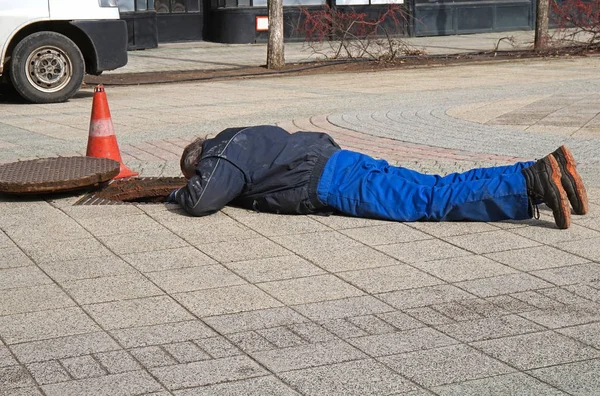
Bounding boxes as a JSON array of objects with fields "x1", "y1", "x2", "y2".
[{"x1": 75, "y1": 177, "x2": 186, "y2": 205}]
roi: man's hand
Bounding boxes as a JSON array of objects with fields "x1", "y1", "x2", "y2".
[{"x1": 167, "y1": 188, "x2": 180, "y2": 203}]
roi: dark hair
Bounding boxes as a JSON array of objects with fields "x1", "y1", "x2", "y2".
[{"x1": 180, "y1": 136, "x2": 207, "y2": 178}]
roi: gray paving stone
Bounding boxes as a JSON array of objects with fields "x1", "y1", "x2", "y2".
[
  {"x1": 122, "y1": 247, "x2": 216, "y2": 273},
  {"x1": 455, "y1": 273, "x2": 554, "y2": 297},
  {"x1": 293, "y1": 296, "x2": 394, "y2": 322},
  {"x1": 309, "y1": 214, "x2": 386, "y2": 230},
  {"x1": 0, "y1": 307, "x2": 99, "y2": 344},
  {"x1": 444, "y1": 230, "x2": 541, "y2": 254},
  {"x1": 26, "y1": 360, "x2": 70, "y2": 385},
  {"x1": 251, "y1": 339, "x2": 366, "y2": 372},
  {"x1": 0, "y1": 348, "x2": 17, "y2": 368},
  {"x1": 433, "y1": 372, "x2": 567, "y2": 395},
  {"x1": 557, "y1": 237, "x2": 600, "y2": 261},
  {"x1": 381, "y1": 344, "x2": 514, "y2": 387},
  {"x1": 347, "y1": 315, "x2": 396, "y2": 335},
  {"x1": 472, "y1": 330, "x2": 600, "y2": 370},
  {"x1": 338, "y1": 264, "x2": 443, "y2": 294},
  {"x1": 537, "y1": 287, "x2": 592, "y2": 305},
  {"x1": 258, "y1": 274, "x2": 364, "y2": 305},
  {"x1": 404, "y1": 307, "x2": 454, "y2": 325},
  {"x1": 150, "y1": 355, "x2": 267, "y2": 390},
  {"x1": 10, "y1": 332, "x2": 119, "y2": 364},
  {"x1": 110, "y1": 320, "x2": 216, "y2": 349},
  {"x1": 37, "y1": 255, "x2": 137, "y2": 281},
  {"x1": 529, "y1": 359, "x2": 600, "y2": 395},
  {"x1": 61, "y1": 273, "x2": 163, "y2": 305},
  {"x1": 20, "y1": 238, "x2": 113, "y2": 264},
  {"x1": 484, "y1": 245, "x2": 589, "y2": 272},
  {"x1": 281, "y1": 358, "x2": 417, "y2": 396},
  {"x1": 236, "y1": 213, "x2": 331, "y2": 236},
  {"x1": 271, "y1": 231, "x2": 363, "y2": 255},
  {"x1": 165, "y1": 218, "x2": 261, "y2": 245},
  {"x1": 0, "y1": 386, "x2": 43, "y2": 396},
  {"x1": 556, "y1": 322, "x2": 600, "y2": 348},
  {"x1": 375, "y1": 311, "x2": 426, "y2": 331},
  {"x1": 146, "y1": 265, "x2": 245, "y2": 294},
  {"x1": 60, "y1": 206, "x2": 143, "y2": 220},
  {"x1": 174, "y1": 284, "x2": 283, "y2": 317},
  {"x1": 510, "y1": 223, "x2": 600, "y2": 245},
  {"x1": 61, "y1": 355, "x2": 106, "y2": 379},
  {"x1": 41, "y1": 370, "x2": 163, "y2": 396},
  {"x1": 94, "y1": 350, "x2": 142, "y2": 374},
  {"x1": 486, "y1": 295, "x2": 536, "y2": 313},
  {"x1": 130, "y1": 346, "x2": 177, "y2": 368},
  {"x1": 192, "y1": 336, "x2": 242, "y2": 359},
  {"x1": 340, "y1": 223, "x2": 431, "y2": 246},
  {"x1": 564, "y1": 284, "x2": 600, "y2": 303},
  {"x1": 457, "y1": 298, "x2": 510, "y2": 317},
  {"x1": 77, "y1": 214, "x2": 161, "y2": 237},
  {"x1": 256, "y1": 327, "x2": 307, "y2": 348},
  {"x1": 227, "y1": 331, "x2": 275, "y2": 352},
  {"x1": 531, "y1": 262, "x2": 600, "y2": 286},
  {"x1": 377, "y1": 239, "x2": 471, "y2": 263},
  {"x1": 348, "y1": 327, "x2": 458, "y2": 357},
  {"x1": 407, "y1": 221, "x2": 498, "y2": 238},
  {"x1": 0, "y1": 284, "x2": 75, "y2": 316},
  {"x1": 511, "y1": 291, "x2": 565, "y2": 309},
  {"x1": 173, "y1": 375, "x2": 299, "y2": 396},
  {"x1": 436, "y1": 314, "x2": 545, "y2": 343},
  {"x1": 98, "y1": 230, "x2": 189, "y2": 255},
  {"x1": 519, "y1": 302, "x2": 600, "y2": 329},
  {"x1": 197, "y1": 238, "x2": 291, "y2": 263},
  {"x1": 0, "y1": 231, "x2": 12, "y2": 248},
  {"x1": 431, "y1": 302, "x2": 483, "y2": 321},
  {"x1": 203, "y1": 307, "x2": 308, "y2": 334},
  {"x1": 0, "y1": 267, "x2": 52, "y2": 290},
  {"x1": 379, "y1": 285, "x2": 474, "y2": 310},
  {"x1": 412, "y1": 255, "x2": 517, "y2": 283},
  {"x1": 223, "y1": 255, "x2": 325, "y2": 283},
  {"x1": 322, "y1": 319, "x2": 369, "y2": 339},
  {"x1": 0, "y1": 247, "x2": 34, "y2": 269},
  {"x1": 162, "y1": 342, "x2": 211, "y2": 364},
  {"x1": 299, "y1": 246, "x2": 402, "y2": 272},
  {"x1": 0, "y1": 366, "x2": 35, "y2": 390},
  {"x1": 84, "y1": 296, "x2": 193, "y2": 330},
  {"x1": 287, "y1": 322, "x2": 338, "y2": 343}
]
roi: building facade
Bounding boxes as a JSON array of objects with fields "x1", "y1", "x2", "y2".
[{"x1": 119, "y1": 0, "x2": 535, "y2": 49}]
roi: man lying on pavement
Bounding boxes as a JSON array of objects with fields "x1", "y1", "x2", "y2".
[{"x1": 168, "y1": 125, "x2": 588, "y2": 229}]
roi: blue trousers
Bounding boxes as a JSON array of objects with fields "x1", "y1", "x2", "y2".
[{"x1": 316, "y1": 150, "x2": 535, "y2": 222}]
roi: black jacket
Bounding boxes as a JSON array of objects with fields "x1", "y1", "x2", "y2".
[{"x1": 173, "y1": 125, "x2": 341, "y2": 217}]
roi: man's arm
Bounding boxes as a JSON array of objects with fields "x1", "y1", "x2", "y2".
[{"x1": 171, "y1": 158, "x2": 245, "y2": 217}]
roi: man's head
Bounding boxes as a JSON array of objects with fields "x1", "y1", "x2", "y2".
[{"x1": 180, "y1": 136, "x2": 207, "y2": 179}]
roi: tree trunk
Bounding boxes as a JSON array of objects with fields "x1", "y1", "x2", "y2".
[
  {"x1": 267, "y1": 0, "x2": 285, "y2": 69},
  {"x1": 534, "y1": 0, "x2": 550, "y2": 50}
]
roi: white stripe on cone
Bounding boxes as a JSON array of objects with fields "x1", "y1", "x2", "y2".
[{"x1": 89, "y1": 119, "x2": 115, "y2": 137}]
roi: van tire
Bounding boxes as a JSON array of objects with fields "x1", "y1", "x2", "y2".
[{"x1": 10, "y1": 31, "x2": 85, "y2": 104}]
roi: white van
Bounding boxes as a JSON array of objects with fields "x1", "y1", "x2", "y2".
[{"x1": 0, "y1": 0, "x2": 128, "y2": 103}]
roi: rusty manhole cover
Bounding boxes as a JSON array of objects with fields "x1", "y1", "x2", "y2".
[
  {"x1": 75, "y1": 177, "x2": 187, "y2": 205},
  {"x1": 0, "y1": 157, "x2": 120, "y2": 195}
]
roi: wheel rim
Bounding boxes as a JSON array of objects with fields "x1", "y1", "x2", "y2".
[{"x1": 25, "y1": 46, "x2": 73, "y2": 93}]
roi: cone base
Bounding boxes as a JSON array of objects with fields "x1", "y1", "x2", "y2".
[{"x1": 114, "y1": 164, "x2": 139, "y2": 180}]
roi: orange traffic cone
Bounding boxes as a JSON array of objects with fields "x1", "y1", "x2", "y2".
[{"x1": 86, "y1": 85, "x2": 138, "y2": 179}]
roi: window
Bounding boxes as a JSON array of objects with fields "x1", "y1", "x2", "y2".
[
  {"x1": 119, "y1": 0, "x2": 156, "y2": 11},
  {"x1": 155, "y1": 0, "x2": 201, "y2": 12}
]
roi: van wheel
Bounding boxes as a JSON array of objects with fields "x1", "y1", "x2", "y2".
[{"x1": 10, "y1": 31, "x2": 84, "y2": 104}]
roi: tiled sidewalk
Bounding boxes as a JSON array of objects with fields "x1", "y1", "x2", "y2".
[{"x1": 2, "y1": 55, "x2": 600, "y2": 395}]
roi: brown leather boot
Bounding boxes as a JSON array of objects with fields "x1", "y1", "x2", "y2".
[
  {"x1": 551, "y1": 145, "x2": 588, "y2": 215},
  {"x1": 522, "y1": 156, "x2": 571, "y2": 229}
]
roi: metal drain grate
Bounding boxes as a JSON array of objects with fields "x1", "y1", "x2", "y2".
[{"x1": 75, "y1": 177, "x2": 186, "y2": 206}]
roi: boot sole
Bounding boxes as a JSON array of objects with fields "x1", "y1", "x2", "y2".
[
  {"x1": 548, "y1": 155, "x2": 571, "y2": 229},
  {"x1": 559, "y1": 145, "x2": 589, "y2": 215}
]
